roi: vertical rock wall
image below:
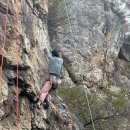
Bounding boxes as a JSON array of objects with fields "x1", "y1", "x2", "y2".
[
  {"x1": 48, "y1": 0, "x2": 124, "y2": 87},
  {"x1": 0, "y1": 0, "x2": 49, "y2": 129},
  {"x1": 48, "y1": 0, "x2": 130, "y2": 129},
  {"x1": 0, "y1": 0, "x2": 83, "y2": 130}
]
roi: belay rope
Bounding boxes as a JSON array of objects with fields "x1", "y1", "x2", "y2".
[
  {"x1": 78, "y1": 1, "x2": 96, "y2": 130},
  {"x1": 63, "y1": 0, "x2": 96, "y2": 129},
  {"x1": 0, "y1": 0, "x2": 19, "y2": 129}
]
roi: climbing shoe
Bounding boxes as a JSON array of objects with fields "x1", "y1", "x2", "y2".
[
  {"x1": 43, "y1": 102, "x2": 50, "y2": 110},
  {"x1": 32, "y1": 103, "x2": 42, "y2": 109}
]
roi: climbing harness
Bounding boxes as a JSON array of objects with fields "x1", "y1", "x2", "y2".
[
  {"x1": 0, "y1": 0, "x2": 9, "y2": 81},
  {"x1": 63, "y1": 0, "x2": 96, "y2": 129}
]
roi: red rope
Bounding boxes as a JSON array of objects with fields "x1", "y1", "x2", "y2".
[
  {"x1": 0, "y1": 1, "x2": 19, "y2": 129},
  {"x1": 0, "y1": 0, "x2": 9, "y2": 81}
]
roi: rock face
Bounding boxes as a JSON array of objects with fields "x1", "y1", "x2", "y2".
[
  {"x1": 48, "y1": 0, "x2": 130, "y2": 129},
  {"x1": 0, "y1": 0, "x2": 83, "y2": 130},
  {"x1": 48, "y1": 0, "x2": 124, "y2": 86},
  {"x1": 0, "y1": 0, "x2": 130, "y2": 130}
]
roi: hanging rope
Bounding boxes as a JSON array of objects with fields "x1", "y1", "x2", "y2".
[
  {"x1": 85, "y1": 89, "x2": 96, "y2": 129},
  {"x1": 78, "y1": 50, "x2": 96, "y2": 130},
  {"x1": 0, "y1": 1, "x2": 20, "y2": 129},
  {"x1": 14, "y1": 1, "x2": 20, "y2": 130},
  {"x1": 0, "y1": 1, "x2": 19, "y2": 129},
  {"x1": 78, "y1": 1, "x2": 96, "y2": 129},
  {"x1": 0, "y1": 0, "x2": 9, "y2": 81},
  {"x1": 63, "y1": 0, "x2": 96, "y2": 129}
]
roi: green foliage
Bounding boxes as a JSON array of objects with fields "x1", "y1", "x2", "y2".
[
  {"x1": 59, "y1": 85, "x2": 129, "y2": 129},
  {"x1": 59, "y1": 86, "x2": 106, "y2": 125},
  {"x1": 59, "y1": 86, "x2": 88, "y2": 124},
  {"x1": 104, "y1": 87, "x2": 128, "y2": 113}
]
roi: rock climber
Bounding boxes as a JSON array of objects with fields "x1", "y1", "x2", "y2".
[{"x1": 34, "y1": 48, "x2": 64, "y2": 109}]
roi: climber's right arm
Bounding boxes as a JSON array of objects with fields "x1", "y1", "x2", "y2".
[{"x1": 44, "y1": 48, "x2": 53, "y2": 60}]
